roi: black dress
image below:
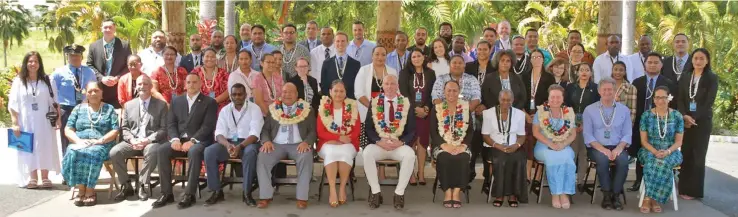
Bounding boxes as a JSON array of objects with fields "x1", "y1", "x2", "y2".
[
  {"x1": 487, "y1": 107, "x2": 529, "y2": 203},
  {"x1": 522, "y1": 70, "x2": 555, "y2": 160},
  {"x1": 676, "y1": 70, "x2": 718, "y2": 198},
  {"x1": 430, "y1": 105, "x2": 473, "y2": 191}
]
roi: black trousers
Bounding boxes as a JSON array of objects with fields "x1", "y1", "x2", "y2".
[
  {"x1": 679, "y1": 119, "x2": 712, "y2": 198},
  {"x1": 59, "y1": 105, "x2": 75, "y2": 156}
]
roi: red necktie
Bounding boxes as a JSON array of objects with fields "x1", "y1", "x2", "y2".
[{"x1": 388, "y1": 100, "x2": 395, "y2": 122}]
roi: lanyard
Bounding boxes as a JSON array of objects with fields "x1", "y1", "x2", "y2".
[
  {"x1": 413, "y1": 70, "x2": 425, "y2": 89},
  {"x1": 29, "y1": 79, "x2": 39, "y2": 97},
  {"x1": 496, "y1": 107, "x2": 512, "y2": 145},
  {"x1": 231, "y1": 104, "x2": 248, "y2": 126}
]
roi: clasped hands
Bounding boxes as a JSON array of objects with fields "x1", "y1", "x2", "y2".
[
  {"x1": 377, "y1": 138, "x2": 404, "y2": 151},
  {"x1": 596, "y1": 146, "x2": 625, "y2": 161},
  {"x1": 130, "y1": 138, "x2": 151, "y2": 150},
  {"x1": 441, "y1": 143, "x2": 467, "y2": 155}
]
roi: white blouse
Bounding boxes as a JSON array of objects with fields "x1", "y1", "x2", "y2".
[
  {"x1": 481, "y1": 107, "x2": 527, "y2": 147},
  {"x1": 430, "y1": 57, "x2": 450, "y2": 78}
]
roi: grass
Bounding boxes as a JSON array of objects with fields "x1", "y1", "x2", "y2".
[{"x1": 3, "y1": 30, "x2": 90, "y2": 73}]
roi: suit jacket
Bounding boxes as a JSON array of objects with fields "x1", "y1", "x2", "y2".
[
  {"x1": 398, "y1": 66, "x2": 436, "y2": 109},
  {"x1": 364, "y1": 101, "x2": 417, "y2": 145},
  {"x1": 288, "y1": 75, "x2": 321, "y2": 112},
  {"x1": 179, "y1": 53, "x2": 203, "y2": 73},
  {"x1": 481, "y1": 72, "x2": 528, "y2": 109},
  {"x1": 661, "y1": 56, "x2": 693, "y2": 84},
  {"x1": 260, "y1": 107, "x2": 317, "y2": 145},
  {"x1": 121, "y1": 97, "x2": 168, "y2": 144},
  {"x1": 630, "y1": 74, "x2": 677, "y2": 154},
  {"x1": 677, "y1": 70, "x2": 718, "y2": 122},
  {"x1": 320, "y1": 55, "x2": 361, "y2": 99},
  {"x1": 167, "y1": 93, "x2": 218, "y2": 145},
  {"x1": 87, "y1": 37, "x2": 132, "y2": 108}
]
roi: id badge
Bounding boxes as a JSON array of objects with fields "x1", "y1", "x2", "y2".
[
  {"x1": 171, "y1": 93, "x2": 177, "y2": 100},
  {"x1": 529, "y1": 99, "x2": 535, "y2": 110},
  {"x1": 689, "y1": 100, "x2": 697, "y2": 112},
  {"x1": 248, "y1": 96, "x2": 255, "y2": 103},
  {"x1": 415, "y1": 90, "x2": 422, "y2": 103},
  {"x1": 31, "y1": 103, "x2": 39, "y2": 111},
  {"x1": 604, "y1": 130, "x2": 611, "y2": 139},
  {"x1": 232, "y1": 135, "x2": 239, "y2": 143},
  {"x1": 75, "y1": 91, "x2": 84, "y2": 103},
  {"x1": 281, "y1": 125, "x2": 289, "y2": 132},
  {"x1": 209, "y1": 92, "x2": 216, "y2": 98},
  {"x1": 576, "y1": 113, "x2": 583, "y2": 123}
]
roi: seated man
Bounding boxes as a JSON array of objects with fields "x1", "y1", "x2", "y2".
[
  {"x1": 110, "y1": 75, "x2": 167, "y2": 201},
  {"x1": 152, "y1": 74, "x2": 217, "y2": 209},
  {"x1": 256, "y1": 83, "x2": 316, "y2": 209},
  {"x1": 203, "y1": 83, "x2": 264, "y2": 207},
  {"x1": 582, "y1": 78, "x2": 632, "y2": 211},
  {"x1": 363, "y1": 75, "x2": 416, "y2": 210}
]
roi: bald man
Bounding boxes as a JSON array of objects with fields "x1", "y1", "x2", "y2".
[
  {"x1": 593, "y1": 35, "x2": 631, "y2": 83},
  {"x1": 256, "y1": 83, "x2": 316, "y2": 209},
  {"x1": 110, "y1": 74, "x2": 168, "y2": 201},
  {"x1": 239, "y1": 23, "x2": 253, "y2": 48}
]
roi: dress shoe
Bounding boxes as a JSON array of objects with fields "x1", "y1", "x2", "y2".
[
  {"x1": 368, "y1": 193, "x2": 382, "y2": 209},
  {"x1": 138, "y1": 186, "x2": 149, "y2": 201},
  {"x1": 177, "y1": 194, "x2": 196, "y2": 209},
  {"x1": 243, "y1": 193, "x2": 257, "y2": 207},
  {"x1": 296, "y1": 200, "x2": 308, "y2": 209},
  {"x1": 481, "y1": 181, "x2": 491, "y2": 195},
  {"x1": 393, "y1": 194, "x2": 405, "y2": 210},
  {"x1": 627, "y1": 181, "x2": 641, "y2": 192},
  {"x1": 612, "y1": 193, "x2": 623, "y2": 211},
  {"x1": 205, "y1": 190, "x2": 225, "y2": 205},
  {"x1": 113, "y1": 183, "x2": 134, "y2": 202},
  {"x1": 600, "y1": 191, "x2": 613, "y2": 210},
  {"x1": 151, "y1": 194, "x2": 174, "y2": 208},
  {"x1": 257, "y1": 199, "x2": 272, "y2": 209}
]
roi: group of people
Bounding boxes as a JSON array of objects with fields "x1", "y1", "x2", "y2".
[{"x1": 8, "y1": 18, "x2": 717, "y2": 213}]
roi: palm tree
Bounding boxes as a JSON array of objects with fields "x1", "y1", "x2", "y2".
[
  {"x1": 0, "y1": 1, "x2": 31, "y2": 67},
  {"x1": 55, "y1": 1, "x2": 113, "y2": 43},
  {"x1": 517, "y1": 1, "x2": 569, "y2": 54}
]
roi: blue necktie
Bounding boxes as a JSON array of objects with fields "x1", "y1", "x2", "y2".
[
  {"x1": 338, "y1": 57, "x2": 344, "y2": 76},
  {"x1": 646, "y1": 78, "x2": 655, "y2": 110}
]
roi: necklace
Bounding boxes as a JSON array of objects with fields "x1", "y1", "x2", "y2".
[
  {"x1": 335, "y1": 55, "x2": 347, "y2": 79},
  {"x1": 253, "y1": 44, "x2": 264, "y2": 60},
  {"x1": 530, "y1": 71, "x2": 541, "y2": 110},
  {"x1": 673, "y1": 55, "x2": 684, "y2": 80},
  {"x1": 29, "y1": 79, "x2": 39, "y2": 97},
  {"x1": 608, "y1": 53, "x2": 619, "y2": 65},
  {"x1": 656, "y1": 109, "x2": 669, "y2": 140},
  {"x1": 203, "y1": 67, "x2": 216, "y2": 90},
  {"x1": 225, "y1": 54, "x2": 237, "y2": 73},
  {"x1": 413, "y1": 69, "x2": 425, "y2": 89},
  {"x1": 478, "y1": 62, "x2": 488, "y2": 83},
  {"x1": 513, "y1": 54, "x2": 527, "y2": 75},
  {"x1": 689, "y1": 72, "x2": 701, "y2": 100},
  {"x1": 373, "y1": 66, "x2": 385, "y2": 89},
  {"x1": 164, "y1": 65, "x2": 178, "y2": 91},
  {"x1": 497, "y1": 106, "x2": 512, "y2": 145},
  {"x1": 262, "y1": 72, "x2": 276, "y2": 100},
  {"x1": 281, "y1": 45, "x2": 297, "y2": 64},
  {"x1": 87, "y1": 104, "x2": 103, "y2": 129},
  {"x1": 598, "y1": 101, "x2": 617, "y2": 140},
  {"x1": 577, "y1": 82, "x2": 588, "y2": 113}
]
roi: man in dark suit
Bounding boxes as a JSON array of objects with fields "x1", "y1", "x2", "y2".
[
  {"x1": 110, "y1": 75, "x2": 167, "y2": 201},
  {"x1": 152, "y1": 74, "x2": 217, "y2": 209},
  {"x1": 179, "y1": 34, "x2": 204, "y2": 73},
  {"x1": 320, "y1": 32, "x2": 360, "y2": 98},
  {"x1": 628, "y1": 52, "x2": 677, "y2": 192},
  {"x1": 298, "y1": 20, "x2": 320, "y2": 52},
  {"x1": 87, "y1": 19, "x2": 132, "y2": 109},
  {"x1": 661, "y1": 33, "x2": 692, "y2": 84}
]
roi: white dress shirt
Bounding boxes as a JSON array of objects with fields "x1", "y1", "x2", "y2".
[
  {"x1": 139, "y1": 47, "x2": 182, "y2": 76},
  {"x1": 593, "y1": 52, "x2": 630, "y2": 83},
  {"x1": 227, "y1": 67, "x2": 257, "y2": 100},
  {"x1": 354, "y1": 64, "x2": 399, "y2": 122},
  {"x1": 215, "y1": 102, "x2": 264, "y2": 141},
  {"x1": 430, "y1": 58, "x2": 450, "y2": 78},
  {"x1": 274, "y1": 104, "x2": 303, "y2": 144},
  {"x1": 626, "y1": 52, "x2": 647, "y2": 83},
  {"x1": 481, "y1": 107, "x2": 526, "y2": 147},
  {"x1": 186, "y1": 92, "x2": 200, "y2": 112},
  {"x1": 310, "y1": 44, "x2": 336, "y2": 82}
]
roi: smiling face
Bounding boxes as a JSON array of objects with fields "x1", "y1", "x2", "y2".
[
  {"x1": 127, "y1": 55, "x2": 142, "y2": 74},
  {"x1": 525, "y1": 30, "x2": 539, "y2": 48},
  {"x1": 443, "y1": 81, "x2": 460, "y2": 104},
  {"x1": 612, "y1": 64, "x2": 626, "y2": 81},
  {"x1": 548, "y1": 89, "x2": 564, "y2": 107},
  {"x1": 570, "y1": 45, "x2": 584, "y2": 62},
  {"x1": 476, "y1": 42, "x2": 491, "y2": 61},
  {"x1": 372, "y1": 47, "x2": 387, "y2": 65},
  {"x1": 599, "y1": 81, "x2": 615, "y2": 102},
  {"x1": 352, "y1": 23, "x2": 364, "y2": 41},
  {"x1": 414, "y1": 28, "x2": 427, "y2": 46},
  {"x1": 433, "y1": 40, "x2": 446, "y2": 57},
  {"x1": 654, "y1": 89, "x2": 670, "y2": 109},
  {"x1": 449, "y1": 56, "x2": 466, "y2": 75},
  {"x1": 673, "y1": 34, "x2": 689, "y2": 54},
  {"x1": 395, "y1": 34, "x2": 408, "y2": 51},
  {"x1": 239, "y1": 24, "x2": 252, "y2": 41},
  {"x1": 410, "y1": 50, "x2": 425, "y2": 68},
  {"x1": 203, "y1": 50, "x2": 218, "y2": 68},
  {"x1": 26, "y1": 55, "x2": 40, "y2": 74},
  {"x1": 645, "y1": 55, "x2": 663, "y2": 75},
  {"x1": 296, "y1": 59, "x2": 309, "y2": 77},
  {"x1": 330, "y1": 82, "x2": 347, "y2": 102},
  {"x1": 163, "y1": 47, "x2": 177, "y2": 65},
  {"x1": 497, "y1": 21, "x2": 511, "y2": 39},
  {"x1": 136, "y1": 75, "x2": 153, "y2": 98},
  {"x1": 85, "y1": 82, "x2": 103, "y2": 103},
  {"x1": 281, "y1": 83, "x2": 298, "y2": 105},
  {"x1": 102, "y1": 21, "x2": 116, "y2": 39}
]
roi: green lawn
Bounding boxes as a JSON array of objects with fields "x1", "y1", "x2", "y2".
[{"x1": 3, "y1": 30, "x2": 90, "y2": 73}]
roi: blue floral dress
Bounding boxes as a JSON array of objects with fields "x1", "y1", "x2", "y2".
[
  {"x1": 61, "y1": 103, "x2": 119, "y2": 188},
  {"x1": 533, "y1": 112, "x2": 577, "y2": 195},
  {"x1": 638, "y1": 109, "x2": 684, "y2": 204}
]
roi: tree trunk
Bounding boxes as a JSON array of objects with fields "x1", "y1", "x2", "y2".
[
  {"x1": 278, "y1": 1, "x2": 290, "y2": 25},
  {"x1": 597, "y1": 0, "x2": 623, "y2": 55},
  {"x1": 199, "y1": 0, "x2": 217, "y2": 23},
  {"x1": 163, "y1": 1, "x2": 187, "y2": 55},
  {"x1": 3, "y1": 42, "x2": 8, "y2": 67},
  {"x1": 621, "y1": 0, "x2": 637, "y2": 55},
  {"x1": 224, "y1": 0, "x2": 235, "y2": 35},
  {"x1": 375, "y1": 1, "x2": 402, "y2": 51}
]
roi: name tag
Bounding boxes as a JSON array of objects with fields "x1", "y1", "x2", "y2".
[
  {"x1": 75, "y1": 91, "x2": 83, "y2": 104},
  {"x1": 529, "y1": 99, "x2": 535, "y2": 110},
  {"x1": 281, "y1": 125, "x2": 290, "y2": 132},
  {"x1": 689, "y1": 100, "x2": 697, "y2": 112},
  {"x1": 415, "y1": 90, "x2": 422, "y2": 103},
  {"x1": 171, "y1": 93, "x2": 177, "y2": 100},
  {"x1": 232, "y1": 135, "x2": 239, "y2": 143},
  {"x1": 209, "y1": 92, "x2": 216, "y2": 98},
  {"x1": 575, "y1": 113, "x2": 583, "y2": 123},
  {"x1": 31, "y1": 103, "x2": 39, "y2": 111}
]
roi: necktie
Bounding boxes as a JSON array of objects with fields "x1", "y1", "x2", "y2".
[
  {"x1": 647, "y1": 78, "x2": 655, "y2": 110},
  {"x1": 338, "y1": 57, "x2": 344, "y2": 76},
  {"x1": 388, "y1": 100, "x2": 395, "y2": 122},
  {"x1": 677, "y1": 58, "x2": 684, "y2": 71},
  {"x1": 138, "y1": 101, "x2": 148, "y2": 138},
  {"x1": 287, "y1": 106, "x2": 294, "y2": 143},
  {"x1": 325, "y1": 47, "x2": 330, "y2": 59},
  {"x1": 74, "y1": 68, "x2": 81, "y2": 102}
]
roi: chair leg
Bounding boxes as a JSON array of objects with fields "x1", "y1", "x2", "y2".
[
  {"x1": 536, "y1": 166, "x2": 545, "y2": 204},
  {"x1": 318, "y1": 168, "x2": 326, "y2": 201},
  {"x1": 591, "y1": 168, "x2": 599, "y2": 204},
  {"x1": 350, "y1": 165, "x2": 356, "y2": 201},
  {"x1": 486, "y1": 176, "x2": 493, "y2": 203},
  {"x1": 583, "y1": 162, "x2": 592, "y2": 195},
  {"x1": 638, "y1": 176, "x2": 646, "y2": 207},
  {"x1": 672, "y1": 170, "x2": 679, "y2": 211},
  {"x1": 431, "y1": 176, "x2": 438, "y2": 203},
  {"x1": 134, "y1": 159, "x2": 140, "y2": 193},
  {"x1": 530, "y1": 163, "x2": 540, "y2": 194}
]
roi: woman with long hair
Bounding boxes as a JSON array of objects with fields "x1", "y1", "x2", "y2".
[{"x1": 428, "y1": 38, "x2": 451, "y2": 78}]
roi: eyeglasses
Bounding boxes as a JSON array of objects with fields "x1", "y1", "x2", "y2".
[
  {"x1": 571, "y1": 50, "x2": 584, "y2": 54},
  {"x1": 654, "y1": 96, "x2": 669, "y2": 100},
  {"x1": 296, "y1": 65, "x2": 309, "y2": 68},
  {"x1": 531, "y1": 56, "x2": 543, "y2": 59}
]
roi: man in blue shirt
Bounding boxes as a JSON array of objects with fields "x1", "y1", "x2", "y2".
[
  {"x1": 346, "y1": 21, "x2": 376, "y2": 66},
  {"x1": 385, "y1": 31, "x2": 409, "y2": 72},
  {"x1": 51, "y1": 44, "x2": 98, "y2": 155},
  {"x1": 243, "y1": 24, "x2": 276, "y2": 71},
  {"x1": 582, "y1": 77, "x2": 632, "y2": 211},
  {"x1": 524, "y1": 28, "x2": 552, "y2": 67}
]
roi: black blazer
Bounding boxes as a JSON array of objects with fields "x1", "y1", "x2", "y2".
[
  {"x1": 364, "y1": 102, "x2": 417, "y2": 145},
  {"x1": 512, "y1": 55, "x2": 533, "y2": 80},
  {"x1": 320, "y1": 55, "x2": 361, "y2": 99},
  {"x1": 398, "y1": 66, "x2": 435, "y2": 109},
  {"x1": 465, "y1": 59, "x2": 497, "y2": 79},
  {"x1": 288, "y1": 75, "x2": 321, "y2": 112},
  {"x1": 179, "y1": 53, "x2": 203, "y2": 73},
  {"x1": 661, "y1": 55, "x2": 693, "y2": 84},
  {"x1": 167, "y1": 93, "x2": 218, "y2": 145},
  {"x1": 87, "y1": 37, "x2": 132, "y2": 108},
  {"x1": 481, "y1": 72, "x2": 528, "y2": 110},
  {"x1": 429, "y1": 105, "x2": 473, "y2": 151},
  {"x1": 677, "y1": 70, "x2": 718, "y2": 123},
  {"x1": 564, "y1": 82, "x2": 600, "y2": 113},
  {"x1": 522, "y1": 70, "x2": 556, "y2": 113},
  {"x1": 633, "y1": 75, "x2": 677, "y2": 118}
]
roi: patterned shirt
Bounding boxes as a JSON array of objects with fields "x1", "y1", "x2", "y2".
[
  {"x1": 615, "y1": 82, "x2": 638, "y2": 123},
  {"x1": 150, "y1": 66, "x2": 188, "y2": 103},
  {"x1": 194, "y1": 67, "x2": 230, "y2": 110},
  {"x1": 279, "y1": 44, "x2": 311, "y2": 79},
  {"x1": 431, "y1": 73, "x2": 481, "y2": 102}
]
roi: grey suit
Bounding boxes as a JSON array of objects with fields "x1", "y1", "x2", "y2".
[
  {"x1": 257, "y1": 106, "x2": 316, "y2": 200},
  {"x1": 110, "y1": 97, "x2": 168, "y2": 186}
]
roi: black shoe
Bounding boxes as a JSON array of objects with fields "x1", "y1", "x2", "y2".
[
  {"x1": 601, "y1": 191, "x2": 613, "y2": 210},
  {"x1": 368, "y1": 193, "x2": 382, "y2": 209},
  {"x1": 627, "y1": 181, "x2": 641, "y2": 192},
  {"x1": 177, "y1": 194, "x2": 196, "y2": 209},
  {"x1": 151, "y1": 194, "x2": 174, "y2": 208},
  {"x1": 243, "y1": 193, "x2": 257, "y2": 207},
  {"x1": 138, "y1": 186, "x2": 149, "y2": 201},
  {"x1": 612, "y1": 193, "x2": 623, "y2": 211},
  {"x1": 577, "y1": 184, "x2": 586, "y2": 193},
  {"x1": 205, "y1": 190, "x2": 225, "y2": 206},
  {"x1": 113, "y1": 183, "x2": 134, "y2": 202},
  {"x1": 481, "y1": 181, "x2": 491, "y2": 195},
  {"x1": 393, "y1": 194, "x2": 405, "y2": 210}
]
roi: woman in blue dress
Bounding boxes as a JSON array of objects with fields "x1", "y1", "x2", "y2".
[
  {"x1": 638, "y1": 86, "x2": 683, "y2": 213},
  {"x1": 62, "y1": 82, "x2": 119, "y2": 206},
  {"x1": 533, "y1": 84, "x2": 578, "y2": 209}
]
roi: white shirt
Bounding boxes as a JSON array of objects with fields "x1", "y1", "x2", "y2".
[
  {"x1": 186, "y1": 92, "x2": 200, "y2": 111},
  {"x1": 626, "y1": 52, "x2": 647, "y2": 83},
  {"x1": 481, "y1": 107, "x2": 526, "y2": 147},
  {"x1": 274, "y1": 104, "x2": 303, "y2": 144},
  {"x1": 227, "y1": 67, "x2": 256, "y2": 99},
  {"x1": 333, "y1": 108, "x2": 343, "y2": 126},
  {"x1": 593, "y1": 52, "x2": 630, "y2": 83},
  {"x1": 215, "y1": 102, "x2": 263, "y2": 141},
  {"x1": 139, "y1": 96, "x2": 151, "y2": 113},
  {"x1": 139, "y1": 47, "x2": 182, "y2": 76},
  {"x1": 430, "y1": 58, "x2": 450, "y2": 78},
  {"x1": 310, "y1": 44, "x2": 336, "y2": 83}
]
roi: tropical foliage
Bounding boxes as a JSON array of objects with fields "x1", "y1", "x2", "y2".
[{"x1": 0, "y1": 1, "x2": 31, "y2": 67}]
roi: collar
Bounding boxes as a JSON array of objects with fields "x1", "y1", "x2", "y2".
[
  {"x1": 186, "y1": 92, "x2": 200, "y2": 101},
  {"x1": 242, "y1": 40, "x2": 251, "y2": 45},
  {"x1": 646, "y1": 74, "x2": 660, "y2": 81},
  {"x1": 385, "y1": 95, "x2": 398, "y2": 102},
  {"x1": 676, "y1": 53, "x2": 689, "y2": 62},
  {"x1": 308, "y1": 38, "x2": 318, "y2": 44},
  {"x1": 231, "y1": 103, "x2": 246, "y2": 112},
  {"x1": 351, "y1": 39, "x2": 365, "y2": 47},
  {"x1": 147, "y1": 47, "x2": 163, "y2": 56},
  {"x1": 525, "y1": 46, "x2": 539, "y2": 53},
  {"x1": 68, "y1": 64, "x2": 83, "y2": 72},
  {"x1": 336, "y1": 53, "x2": 348, "y2": 60},
  {"x1": 140, "y1": 96, "x2": 151, "y2": 106}
]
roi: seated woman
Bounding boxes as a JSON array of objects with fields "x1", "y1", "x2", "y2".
[
  {"x1": 532, "y1": 84, "x2": 577, "y2": 209},
  {"x1": 638, "y1": 86, "x2": 683, "y2": 214},
  {"x1": 289, "y1": 57, "x2": 320, "y2": 113},
  {"x1": 62, "y1": 82, "x2": 119, "y2": 206},
  {"x1": 482, "y1": 90, "x2": 528, "y2": 207},
  {"x1": 430, "y1": 80, "x2": 472, "y2": 209},
  {"x1": 316, "y1": 80, "x2": 361, "y2": 207}
]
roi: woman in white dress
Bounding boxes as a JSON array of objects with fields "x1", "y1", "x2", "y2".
[
  {"x1": 316, "y1": 80, "x2": 362, "y2": 207},
  {"x1": 428, "y1": 38, "x2": 451, "y2": 78},
  {"x1": 8, "y1": 51, "x2": 61, "y2": 188}
]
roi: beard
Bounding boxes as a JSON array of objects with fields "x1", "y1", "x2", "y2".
[
  {"x1": 191, "y1": 45, "x2": 202, "y2": 52},
  {"x1": 155, "y1": 41, "x2": 166, "y2": 49},
  {"x1": 212, "y1": 43, "x2": 223, "y2": 50}
]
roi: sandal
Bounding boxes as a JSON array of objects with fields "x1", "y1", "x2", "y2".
[
  {"x1": 83, "y1": 193, "x2": 97, "y2": 206},
  {"x1": 443, "y1": 200, "x2": 453, "y2": 208},
  {"x1": 73, "y1": 195, "x2": 85, "y2": 207},
  {"x1": 640, "y1": 198, "x2": 652, "y2": 214},
  {"x1": 492, "y1": 199, "x2": 503, "y2": 207},
  {"x1": 652, "y1": 202, "x2": 663, "y2": 213},
  {"x1": 41, "y1": 179, "x2": 53, "y2": 189},
  {"x1": 508, "y1": 200, "x2": 519, "y2": 208},
  {"x1": 452, "y1": 200, "x2": 462, "y2": 208},
  {"x1": 26, "y1": 179, "x2": 38, "y2": 189}
]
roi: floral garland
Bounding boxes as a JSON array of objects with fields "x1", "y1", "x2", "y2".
[
  {"x1": 371, "y1": 93, "x2": 410, "y2": 139},
  {"x1": 269, "y1": 99, "x2": 311, "y2": 125},
  {"x1": 537, "y1": 102, "x2": 576, "y2": 143},
  {"x1": 318, "y1": 96, "x2": 359, "y2": 135},
  {"x1": 435, "y1": 100, "x2": 469, "y2": 146}
]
